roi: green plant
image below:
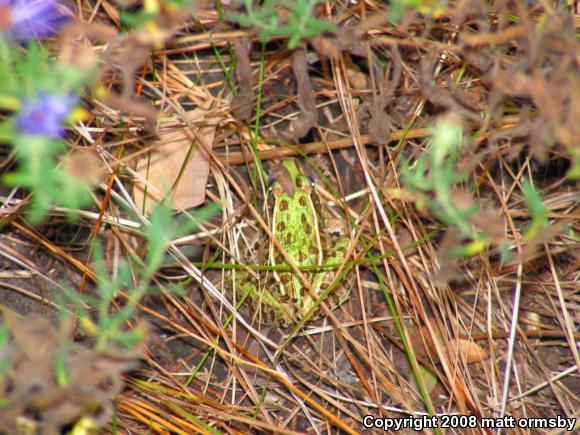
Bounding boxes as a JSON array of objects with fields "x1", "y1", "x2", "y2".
[
  {"x1": 0, "y1": 203, "x2": 216, "y2": 431},
  {"x1": 402, "y1": 117, "x2": 554, "y2": 258},
  {"x1": 120, "y1": 0, "x2": 192, "y2": 29},
  {"x1": 229, "y1": 0, "x2": 336, "y2": 49},
  {"x1": 402, "y1": 117, "x2": 488, "y2": 256},
  {"x1": 521, "y1": 179, "x2": 549, "y2": 242},
  {"x1": 0, "y1": 39, "x2": 94, "y2": 223},
  {"x1": 68, "y1": 203, "x2": 218, "y2": 351},
  {"x1": 387, "y1": 0, "x2": 449, "y2": 24}
]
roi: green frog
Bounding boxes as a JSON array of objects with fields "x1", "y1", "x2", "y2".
[{"x1": 234, "y1": 159, "x2": 353, "y2": 327}]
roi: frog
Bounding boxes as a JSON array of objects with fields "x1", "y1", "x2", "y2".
[{"x1": 233, "y1": 159, "x2": 353, "y2": 327}]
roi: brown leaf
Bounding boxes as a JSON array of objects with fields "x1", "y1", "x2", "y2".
[
  {"x1": 449, "y1": 188, "x2": 475, "y2": 213},
  {"x1": 61, "y1": 149, "x2": 104, "y2": 187},
  {"x1": 419, "y1": 57, "x2": 482, "y2": 124},
  {"x1": 289, "y1": 48, "x2": 317, "y2": 139},
  {"x1": 445, "y1": 338, "x2": 488, "y2": 364},
  {"x1": 0, "y1": 313, "x2": 142, "y2": 433},
  {"x1": 310, "y1": 35, "x2": 341, "y2": 59},
  {"x1": 410, "y1": 365, "x2": 439, "y2": 397},
  {"x1": 231, "y1": 38, "x2": 255, "y2": 121},
  {"x1": 104, "y1": 91, "x2": 158, "y2": 132},
  {"x1": 368, "y1": 47, "x2": 401, "y2": 144},
  {"x1": 344, "y1": 54, "x2": 368, "y2": 90},
  {"x1": 133, "y1": 109, "x2": 217, "y2": 213},
  {"x1": 368, "y1": 97, "x2": 391, "y2": 145},
  {"x1": 314, "y1": 26, "x2": 366, "y2": 58}
]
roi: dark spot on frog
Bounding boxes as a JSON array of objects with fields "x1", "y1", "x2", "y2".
[
  {"x1": 299, "y1": 178, "x2": 312, "y2": 194},
  {"x1": 304, "y1": 222, "x2": 312, "y2": 234},
  {"x1": 279, "y1": 199, "x2": 289, "y2": 211},
  {"x1": 298, "y1": 196, "x2": 308, "y2": 207},
  {"x1": 309, "y1": 246, "x2": 319, "y2": 255},
  {"x1": 276, "y1": 221, "x2": 286, "y2": 232}
]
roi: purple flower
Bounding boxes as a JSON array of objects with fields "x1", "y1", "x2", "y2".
[
  {"x1": 0, "y1": 0, "x2": 70, "y2": 42},
  {"x1": 16, "y1": 91, "x2": 78, "y2": 137}
]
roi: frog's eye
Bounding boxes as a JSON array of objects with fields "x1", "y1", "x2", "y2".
[
  {"x1": 301, "y1": 176, "x2": 315, "y2": 194},
  {"x1": 327, "y1": 228, "x2": 345, "y2": 237},
  {"x1": 297, "y1": 175, "x2": 315, "y2": 188},
  {"x1": 326, "y1": 218, "x2": 347, "y2": 237}
]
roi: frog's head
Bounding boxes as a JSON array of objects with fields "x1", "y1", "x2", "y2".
[{"x1": 271, "y1": 159, "x2": 312, "y2": 198}]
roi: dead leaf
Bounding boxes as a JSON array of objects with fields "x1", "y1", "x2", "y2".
[
  {"x1": 410, "y1": 365, "x2": 439, "y2": 397},
  {"x1": 310, "y1": 35, "x2": 341, "y2": 59},
  {"x1": 133, "y1": 109, "x2": 217, "y2": 213},
  {"x1": 104, "y1": 91, "x2": 158, "y2": 132},
  {"x1": 231, "y1": 38, "x2": 255, "y2": 121},
  {"x1": 61, "y1": 149, "x2": 104, "y2": 187},
  {"x1": 289, "y1": 48, "x2": 317, "y2": 139},
  {"x1": 420, "y1": 57, "x2": 482, "y2": 124},
  {"x1": 407, "y1": 317, "x2": 488, "y2": 365},
  {"x1": 311, "y1": 26, "x2": 366, "y2": 58},
  {"x1": 367, "y1": 47, "x2": 401, "y2": 144},
  {"x1": 344, "y1": 54, "x2": 368, "y2": 90},
  {"x1": 445, "y1": 338, "x2": 488, "y2": 364},
  {"x1": 0, "y1": 313, "x2": 143, "y2": 433}
]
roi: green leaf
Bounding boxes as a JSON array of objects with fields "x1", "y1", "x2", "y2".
[{"x1": 522, "y1": 179, "x2": 549, "y2": 241}]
